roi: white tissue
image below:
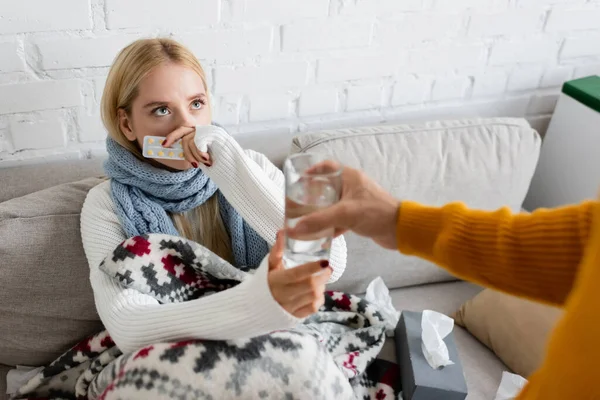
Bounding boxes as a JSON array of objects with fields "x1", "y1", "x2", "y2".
[
  {"x1": 421, "y1": 310, "x2": 455, "y2": 369},
  {"x1": 6, "y1": 366, "x2": 44, "y2": 394},
  {"x1": 365, "y1": 277, "x2": 401, "y2": 337},
  {"x1": 494, "y1": 371, "x2": 528, "y2": 400}
]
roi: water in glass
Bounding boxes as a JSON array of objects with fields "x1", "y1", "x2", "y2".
[{"x1": 284, "y1": 175, "x2": 338, "y2": 268}]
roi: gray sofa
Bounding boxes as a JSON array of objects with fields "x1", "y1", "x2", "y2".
[{"x1": 0, "y1": 117, "x2": 541, "y2": 399}]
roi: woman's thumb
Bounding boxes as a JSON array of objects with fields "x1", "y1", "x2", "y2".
[{"x1": 268, "y1": 231, "x2": 285, "y2": 271}]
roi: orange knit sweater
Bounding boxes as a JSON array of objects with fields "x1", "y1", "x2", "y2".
[{"x1": 397, "y1": 200, "x2": 600, "y2": 400}]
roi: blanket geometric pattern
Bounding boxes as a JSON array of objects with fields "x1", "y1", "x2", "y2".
[{"x1": 12, "y1": 234, "x2": 400, "y2": 400}]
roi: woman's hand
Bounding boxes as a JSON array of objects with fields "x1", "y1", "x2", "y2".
[
  {"x1": 163, "y1": 126, "x2": 212, "y2": 168},
  {"x1": 267, "y1": 232, "x2": 332, "y2": 318}
]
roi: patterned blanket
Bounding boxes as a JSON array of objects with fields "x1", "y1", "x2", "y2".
[{"x1": 13, "y1": 234, "x2": 400, "y2": 400}]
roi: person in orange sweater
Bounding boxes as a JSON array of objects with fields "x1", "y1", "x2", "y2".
[{"x1": 286, "y1": 162, "x2": 599, "y2": 400}]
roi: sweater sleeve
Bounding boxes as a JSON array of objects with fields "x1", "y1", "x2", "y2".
[
  {"x1": 81, "y1": 181, "x2": 300, "y2": 354},
  {"x1": 195, "y1": 127, "x2": 347, "y2": 283},
  {"x1": 396, "y1": 201, "x2": 596, "y2": 305}
]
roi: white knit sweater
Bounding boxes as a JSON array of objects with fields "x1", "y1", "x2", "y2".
[{"x1": 80, "y1": 126, "x2": 347, "y2": 354}]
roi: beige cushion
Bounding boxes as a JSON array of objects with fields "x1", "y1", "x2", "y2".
[
  {"x1": 0, "y1": 159, "x2": 105, "y2": 203},
  {"x1": 0, "y1": 178, "x2": 105, "y2": 367},
  {"x1": 291, "y1": 118, "x2": 541, "y2": 293},
  {"x1": 453, "y1": 289, "x2": 562, "y2": 378}
]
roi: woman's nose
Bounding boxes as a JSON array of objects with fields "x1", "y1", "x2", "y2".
[{"x1": 177, "y1": 110, "x2": 196, "y2": 128}]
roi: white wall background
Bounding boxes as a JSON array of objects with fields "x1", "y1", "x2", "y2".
[{"x1": 0, "y1": 0, "x2": 599, "y2": 167}]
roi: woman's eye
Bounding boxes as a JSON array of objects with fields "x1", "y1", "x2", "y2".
[
  {"x1": 191, "y1": 100, "x2": 203, "y2": 110},
  {"x1": 153, "y1": 107, "x2": 170, "y2": 116}
]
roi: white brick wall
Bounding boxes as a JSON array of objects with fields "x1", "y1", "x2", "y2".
[
  {"x1": 213, "y1": 95, "x2": 242, "y2": 125},
  {"x1": 0, "y1": 80, "x2": 81, "y2": 115},
  {"x1": 376, "y1": 13, "x2": 464, "y2": 45},
  {"x1": 432, "y1": 77, "x2": 471, "y2": 101},
  {"x1": 77, "y1": 112, "x2": 106, "y2": 143},
  {"x1": 243, "y1": 0, "x2": 329, "y2": 21},
  {"x1": 545, "y1": 6, "x2": 600, "y2": 31},
  {"x1": 468, "y1": 10, "x2": 544, "y2": 36},
  {"x1": 105, "y1": 0, "x2": 220, "y2": 29},
  {"x1": 282, "y1": 19, "x2": 373, "y2": 52},
  {"x1": 0, "y1": 0, "x2": 91, "y2": 34},
  {"x1": 432, "y1": 0, "x2": 499, "y2": 10},
  {"x1": 10, "y1": 111, "x2": 66, "y2": 150},
  {"x1": 472, "y1": 71, "x2": 508, "y2": 97},
  {"x1": 338, "y1": 0, "x2": 422, "y2": 16},
  {"x1": 215, "y1": 62, "x2": 309, "y2": 93},
  {"x1": 508, "y1": 67, "x2": 544, "y2": 91},
  {"x1": 392, "y1": 76, "x2": 431, "y2": 105},
  {"x1": 540, "y1": 67, "x2": 574, "y2": 88},
  {"x1": 346, "y1": 85, "x2": 383, "y2": 111},
  {"x1": 36, "y1": 36, "x2": 135, "y2": 70},
  {"x1": 573, "y1": 64, "x2": 600, "y2": 79},
  {"x1": 177, "y1": 28, "x2": 273, "y2": 61},
  {"x1": 317, "y1": 55, "x2": 401, "y2": 83},
  {"x1": 561, "y1": 35, "x2": 600, "y2": 59},
  {"x1": 490, "y1": 39, "x2": 560, "y2": 65},
  {"x1": 408, "y1": 44, "x2": 486, "y2": 73},
  {"x1": 299, "y1": 88, "x2": 338, "y2": 116},
  {"x1": 249, "y1": 93, "x2": 291, "y2": 121},
  {"x1": 1, "y1": 0, "x2": 599, "y2": 165},
  {"x1": 0, "y1": 42, "x2": 24, "y2": 73}
]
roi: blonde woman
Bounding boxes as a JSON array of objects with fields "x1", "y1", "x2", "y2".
[{"x1": 80, "y1": 38, "x2": 347, "y2": 354}]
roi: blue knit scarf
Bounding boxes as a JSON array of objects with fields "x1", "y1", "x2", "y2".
[{"x1": 103, "y1": 132, "x2": 269, "y2": 269}]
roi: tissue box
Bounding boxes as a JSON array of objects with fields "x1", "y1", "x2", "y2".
[{"x1": 395, "y1": 311, "x2": 468, "y2": 400}]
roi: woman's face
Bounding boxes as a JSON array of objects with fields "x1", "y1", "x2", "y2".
[{"x1": 119, "y1": 62, "x2": 210, "y2": 171}]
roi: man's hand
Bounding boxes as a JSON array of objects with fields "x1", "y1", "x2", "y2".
[{"x1": 287, "y1": 163, "x2": 400, "y2": 250}]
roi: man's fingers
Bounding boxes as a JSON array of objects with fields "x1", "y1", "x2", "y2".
[
  {"x1": 268, "y1": 231, "x2": 285, "y2": 271},
  {"x1": 163, "y1": 126, "x2": 194, "y2": 148},
  {"x1": 305, "y1": 160, "x2": 342, "y2": 175},
  {"x1": 333, "y1": 228, "x2": 348, "y2": 238},
  {"x1": 287, "y1": 203, "x2": 349, "y2": 241}
]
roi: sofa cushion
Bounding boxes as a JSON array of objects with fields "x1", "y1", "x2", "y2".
[
  {"x1": 380, "y1": 281, "x2": 507, "y2": 400},
  {"x1": 0, "y1": 178, "x2": 105, "y2": 367},
  {"x1": 0, "y1": 159, "x2": 105, "y2": 203},
  {"x1": 291, "y1": 118, "x2": 541, "y2": 293},
  {"x1": 453, "y1": 289, "x2": 562, "y2": 378}
]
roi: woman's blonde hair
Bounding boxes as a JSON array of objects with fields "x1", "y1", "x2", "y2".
[{"x1": 101, "y1": 38, "x2": 233, "y2": 263}]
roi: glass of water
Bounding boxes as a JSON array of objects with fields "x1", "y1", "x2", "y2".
[{"x1": 283, "y1": 153, "x2": 342, "y2": 268}]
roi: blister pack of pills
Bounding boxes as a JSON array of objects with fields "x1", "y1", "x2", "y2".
[{"x1": 142, "y1": 136, "x2": 185, "y2": 160}]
